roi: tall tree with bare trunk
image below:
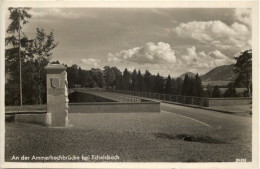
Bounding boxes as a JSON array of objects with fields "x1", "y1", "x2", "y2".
[{"x1": 5, "y1": 7, "x2": 31, "y2": 105}]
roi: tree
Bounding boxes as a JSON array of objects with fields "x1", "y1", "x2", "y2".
[
  {"x1": 28, "y1": 28, "x2": 58, "y2": 104},
  {"x1": 5, "y1": 38, "x2": 32, "y2": 105},
  {"x1": 67, "y1": 64, "x2": 79, "y2": 88},
  {"x1": 137, "y1": 70, "x2": 145, "y2": 91},
  {"x1": 121, "y1": 68, "x2": 131, "y2": 90},
  {"x1": 5, "y1": 7, "x2": 31, "y2": 105},
  {"x1": 205, "y1": 84, "x2": 214, "y2": 97},
  {"x1": 188, "y1": 77, "x2": 194, "y2": 96},
  {"x1": 224, "y1": 83, "x2": 237, "y2": 97},
  {"x1": 233, "y1": 49, "x2": 252, "y2": 96},
  {"x1": 143, "y1": 70, "x2": 153, "y2": 92},
  {"x1": 51, "y1": 60, "x2": 60, "y2": 64},
  {"x1": 181, "y1": 74, "x2": 202, "y2": 96},
  {"x1": 103, "y1": 66, "x2": 122, "y2": 88},
  {"x1": 182, "y1": 74, "x2": 190, "y2": 95},
  {"x1": 91, "y1": 68, "x2": 105, "y2": 88},
  {"x1": 131, "y1": 69, "x2": 138, "y2": 91},
  {"x1": 103, "y1": 66, "x2": 116, "y2": 88},
  {"x1": 171, "y1": 78, "x2": 177, "y2": 94},
  {"x1": 82, "y1": 70, "x2": 94, "y2": 88},
  {"x1": 154, "y1": 73, "x2": 164, "y2": 93},
  {"x1": 77, "y1": 67, "x2": 84, "y2": 86},
  {"x1": 176, "y1": 77, "x2": 183, "y2": 95},
  {"x1": 164, "y1": 75, "x2": 172, "y2": 94},
  {"x1": 212, "y1": 85, "x2": 221, "y2": 98},
  {"x1": 193, "y1": 74, "x2": 203, "y2": 97},
  {"x1": 111, "y1": 67, "x2": 122, "y2": 89}
]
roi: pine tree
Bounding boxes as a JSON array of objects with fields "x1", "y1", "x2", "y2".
[
  {"x1": 212, "y1": 85, "x2": 221, "y2": 98},
  {"x1": 164, "y1": 75, "x2": 172, "y2": 94},
  {"x1": 131, "y1": 69, "x2": 138, "y2": 91},
  {"x1": 137, "y1": 70, "x2": 145, "y2": 91},
  {"x1": 5, "y1": 7, "x2": 31, "y2": 105},
  {"x1": 144, "y1": 70, "x2": 152, "y2": 92},
  {"x1": 176, "y1": 77, "x2": 183, "y2": 95},
  {"x1": 154, "y1": 73, "x2": 164, "y2": 93},
  {"x1": 193, "y1": 74, "x2": 203, "y2": 97},
  {"x1": 121, "y1": 68, "x2": 131, "y2": 90},
  {"x1": 171, "y1": 78, "x2": 177, "y2": 95},
  {"x1": 182, "y1": 74, "x2": 189, "y2": 95}
]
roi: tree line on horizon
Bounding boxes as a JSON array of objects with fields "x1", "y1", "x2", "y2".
[
  {"x1": 66, "y1": 64, "x2": 247, "y2": 99},
  {"x1": 67, "y1": 65, "x2": 204, "y2": 96}
]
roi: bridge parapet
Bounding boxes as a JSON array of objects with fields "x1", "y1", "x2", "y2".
[{"x1": 70, "y1": 88, "x2": 142, "y2": 103}]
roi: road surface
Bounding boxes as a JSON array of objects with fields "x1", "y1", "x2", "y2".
[{"x1": 161, "y1": 102, "x2": 252, "y2": 130}]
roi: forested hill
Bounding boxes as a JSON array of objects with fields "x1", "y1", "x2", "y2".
[{"x1": 201, "y1": 64, "x2": 237, "y2": 81}]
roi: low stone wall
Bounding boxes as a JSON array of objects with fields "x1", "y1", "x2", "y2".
[
  {"x1": 208, "y1": 97, "x2": 252, "y2": 107},
  {"x1": 15, "y1": 113, "x2": 51, "y2": 126},
  {"x1": 69, "y1": 102, "x2": 160, "y2": 113}
]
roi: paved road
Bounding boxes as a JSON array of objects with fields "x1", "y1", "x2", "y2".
[
  {"x1": 71, "y1": 89, "x2": 252, "y2": 131},
  {"x1": 161, "y1": 102, "x2": 252, "y2": 130}
]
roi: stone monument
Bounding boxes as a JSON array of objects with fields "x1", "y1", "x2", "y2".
[{"x1": 45, "y1": 64, "x2": 69, "y2": 127}]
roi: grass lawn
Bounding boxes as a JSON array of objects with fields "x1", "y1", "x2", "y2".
[{"x1": 5, "y1": 111, "x2": 251, "y2": 162}]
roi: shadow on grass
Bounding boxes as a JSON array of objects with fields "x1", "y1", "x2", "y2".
[{"x1": 154, "y1": 132, "x2": 226, "y2": 144}]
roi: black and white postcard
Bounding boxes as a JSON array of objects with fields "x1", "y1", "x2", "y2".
[{"x1": 0, "y1": 0, "x2": 259, "y2": 168}]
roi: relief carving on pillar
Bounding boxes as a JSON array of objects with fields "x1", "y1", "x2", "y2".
[{"x1": 51, "y1": 78, "x2": 60, "y2": 88}]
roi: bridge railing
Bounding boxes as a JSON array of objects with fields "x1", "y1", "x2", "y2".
[
  {"x1": 105, "y1": 89, "x2": 209, "y2": 107},
  {"x1": 78, "y1": 88, "x2": 142, "y2": 102}
]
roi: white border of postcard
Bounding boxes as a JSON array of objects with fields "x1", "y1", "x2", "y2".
[{"x1": 0, "y1": 0, "x2": 259, "y2": 168}]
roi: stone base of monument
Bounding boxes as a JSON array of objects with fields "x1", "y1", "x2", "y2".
[{"x1": 15, "y1": 113, "x2": 52, "y2": 127}]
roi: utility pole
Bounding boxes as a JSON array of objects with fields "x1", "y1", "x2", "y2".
[{"x1": 18, "y1": 8, "x2": 23, "y2": 105}]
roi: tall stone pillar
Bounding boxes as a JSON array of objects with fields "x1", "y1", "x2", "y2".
[{"x1": 45, "y1": 64, "x2": 69, "y2": 127}]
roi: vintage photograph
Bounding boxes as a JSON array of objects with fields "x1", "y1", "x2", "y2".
[{"x1": 1, "y1": 1, "x2": 258, "y2": 168}]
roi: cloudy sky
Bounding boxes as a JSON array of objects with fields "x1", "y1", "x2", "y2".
[{"x1": 5, "y1": 8, "x2": 252, "y2": 77}]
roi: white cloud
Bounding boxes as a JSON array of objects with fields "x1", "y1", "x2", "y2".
[
  {"x1": 30, "y1": 8, "x2": 81, "y2": 19},
  {"x1": 234, "y1": 8, "x2": 251, "y2": 27},
  {"x1": 173, "y1": 20, "x2": 251, "y2": 53},
  {"x1": 108, "y1": 42, "x2": 176, "y2": 64},
  {"x1": 80, "y1": 58, "x2": 100, "y2": 68},
  {"x1": 181, "y1": 46, "x2": 235, "y2": 70}
]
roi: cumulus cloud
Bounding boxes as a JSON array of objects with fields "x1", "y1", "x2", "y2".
[
  {"x1": 181, "y1": 46, "x2": 235, "y2": 69},
  {"x1": 108, "y1": 42, "x2": 176, "y2": 64},
  {"x1": 173, "y1": 20, "x2": 251, "y2": 53},
  {"x1": 234, "y1": 8, "x2": 251, "y2": 27},
  {"x1": 80, "y1": 58, "x2": 100, "y2": 68}
]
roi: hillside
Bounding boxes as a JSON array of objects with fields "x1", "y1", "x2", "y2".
[
  {"x1": 201, "y1": 64, "x2": 237, "y2": 81},
  {"x1": 178, "y1": 72, "x2": 196, "y2": 79}
]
